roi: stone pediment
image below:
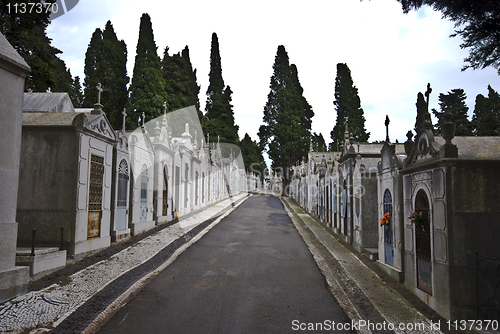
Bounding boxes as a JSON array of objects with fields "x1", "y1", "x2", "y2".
[
  {"x1": 404, "y1": 127, "x2": 441, "y2": 167},
  {"x1": 84, "y1": 113, "x2": 116, "y2": 142}
]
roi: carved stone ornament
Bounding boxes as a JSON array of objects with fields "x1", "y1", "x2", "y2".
[
  {"x1": 86, "y1": 115, "x2": 116, "y2": 141},
  {"x1": 404, "y1": 124, "x2": 440, "y2": 167},
  {"x1": 72, "y1": 113, "x2": 88, "y2": 129}
]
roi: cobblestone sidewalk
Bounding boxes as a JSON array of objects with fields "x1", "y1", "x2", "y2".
[{"x1": 0, "y1": 193, "x2": 249, "y2": 334}]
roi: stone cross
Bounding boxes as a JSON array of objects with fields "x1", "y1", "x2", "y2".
[
  {"x1": 385, "y1": 115, "x2": 390, "y2": 142},
  {"x1": 141, "y1": 112, "x2": 145, "y2": 127},
  {"x1": 122, "y1": 108, "x2": 127, "y2": 132},
  {"x1": 96, "y1": 83, "x2": 103, "y2": 105},
  {"x1": 424, "y1": 83, "x2": 432, "y2": 112}
]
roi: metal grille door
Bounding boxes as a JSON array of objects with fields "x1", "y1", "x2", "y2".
[
  {"x1": 116, "y1": 159, "x2": 129, "y2": 231},
  {"x1": 383, "y1": 189, "x2": 394, "y2": 267},
  {"x1": 88, "y1": 155, "x2": 104, "y2": 238}
]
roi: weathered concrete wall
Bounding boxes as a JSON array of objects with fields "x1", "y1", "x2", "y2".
[
  {"x1": 17, "y1": 128, "x2": 78, "y2": 247},
  {"x1": 0, "y1": 33, "x2": 31, "y2": 302}
]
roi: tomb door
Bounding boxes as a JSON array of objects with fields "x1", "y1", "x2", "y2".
[
  {"x1": 333, "y1": 186, "x2": 338, "y2": 229},
  {"x1": 184, "y1": 163, "x2": 189, "y2": 208},
  {"x1": 88, "y1": 155, "x2": 104, "y2": 238},
  {"x1": 383, "y1": 189, "x2": 394, "y2": 267},
  {"x1": 202, "y1": 172, "x2": 205, "y2": 204},
  {"x1": 326, "y1": 184, "x2": 329, "y2": 223},
  {"x1": 175, "y1": 166, "x2": 180, "y2": 213},
  {"x1": 342, "y1": 181, "x2": 348, "y2": 235},
  {"x1": 116, "y1": 159, "x2": 129, "y2": 231},
  {"x1": 140, "y1": 164, "x2": 148, "y2": 222},
  {"x1": 195, "y1": 171, "x2": 199, "y2": 206},
  {"x1": 415, "y1": 189, "x2": 432, "y2": 295},
  {"x1": 162, "y1": 166, "x2": 168, "y2": 216}
]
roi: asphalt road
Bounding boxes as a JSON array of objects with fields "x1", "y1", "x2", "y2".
[{"x1": 98, "y1": 194, "x2": 351, "y2": 333}]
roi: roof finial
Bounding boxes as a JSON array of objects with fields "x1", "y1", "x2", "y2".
[
  {"x1": 141, "y1": 111, "x2": 145, "y2": 127},
  {"x1": 122, "y1": 108, "x2": 127, "y2": 132}
]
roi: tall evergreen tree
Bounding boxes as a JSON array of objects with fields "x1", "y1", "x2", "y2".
[
  {"x1": 259, "y1": 45, "x2": 314, "y2": 192},
  {"x1": 1, "y1": 0, "x2": 73, "y2": 93},
  {"x1": 70, "y1": 76, "x2": 84, "y2": 108},
  {"x1": 472, "y1": 85, "x2": 500, "y2": 136},
  {"x1": 162, "y1": 45, "x2": 204, "y2": 135},
  {"x1": 311, "y1": 132, "x2": 327, "y2": 152},
  {"x1": 128, "y1": 13, "x2": 166, "y2": 129},
  {"x1": 83, "y1": 21, "x2": 129, "y2": 129},
  {"x1": 239, "y1": 133, "x2": 266, "y2": 181},
  {"x1": 432, "y1": 88, "x2": 472, "y2": 136},
  {"x1": 83, "y1": 28, "x2": 103, "y2": 107},
  {"x1": 204, "y1": 33, "x2": 239, "y2": 145},
  {"x1": 330, "y1": 63, "x2": 369, "y2": 149}
]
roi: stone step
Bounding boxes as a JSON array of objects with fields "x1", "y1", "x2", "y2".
[{"x1": 16, "y1": 247, "x2": 67, "y2": 279}]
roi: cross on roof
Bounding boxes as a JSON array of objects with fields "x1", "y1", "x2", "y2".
[
  {"x1": 141, "y1": 111, "x2": 145, "y2": 127},
  {"x1": 122, "y1": 108, "x2": 127, "y2": 132},
  {"x1": 425, "y1": 83, "x2": 432, "y2": 111},
  {"x1": 96, "y1": 83, "x2": 103, "y2": 105}
]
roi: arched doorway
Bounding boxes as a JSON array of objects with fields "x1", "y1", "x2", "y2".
[
  {"x1": 415, "y1": 189, "x2": 432, "y2": 294},
  {"x1": 140, "y1": 164, "x2": 148, "y2": 222},
  {"x1": 116, "y1": 159, "x2": 129, "y2": 230},
  {"x1": 162, "y1": 166, "x2": 168, "y2": 216},
  {"x1": 383, "y1": 189, "x2": 394, "y2": 266}
]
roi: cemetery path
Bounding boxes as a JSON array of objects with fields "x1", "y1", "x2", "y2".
[{"x1": 96, "y1": 195, "x2": 351, "y2": 334}]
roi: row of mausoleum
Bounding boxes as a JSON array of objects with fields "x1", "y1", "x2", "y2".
[
  {"x1": 288, "y1": 94, "x2": 500, "y2": 321},
  {"x1": 15, "y1": 90, "x2": 250, "y2": 278}
]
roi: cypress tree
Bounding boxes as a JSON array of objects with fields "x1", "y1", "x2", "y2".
[
  {"x1": 311, "y1": 132, "x2": 327, "y2": 152},
  {"x1": 162, "y1": 45, "x2": 204, "y2": 135},
  {"x1": 239, "y1": 133, "x2": 266, "y2": 181},
  {"x1": 128, "y1": 13, "x2": 166, "y2": 129},
  {"x1": 70, "y1": 76, "x2": 84, "y2": 108},
  {"x1": 83, "y1": 28, "x2": 103, "y2": 108},
  {"x1": 259, "y1": 45, "x2": 313, "y2": 192},
  {"x1": 432, "y1": 88, "x2": 472, "y2": 136},
  {"x1": 83, "y1": 21, "x2": 129, "y2": 129},
  {"x1": 472, "y1": 85, "x2": 500, "y2": 136},
  {"x1": 205, "y1": 33, "x2": 239, "y2": 145},
  {"x1": 330, "y1": 63, "x2": 369, "y2": 149}
]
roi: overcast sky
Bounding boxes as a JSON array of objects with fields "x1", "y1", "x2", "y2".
[{"x1": 47, "y1": 0, "x2": 499, "y2": 145}]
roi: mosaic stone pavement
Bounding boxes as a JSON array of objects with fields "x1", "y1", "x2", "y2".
[{"x1": 0, "y1": 193, "x2": 249, "y2": 333}]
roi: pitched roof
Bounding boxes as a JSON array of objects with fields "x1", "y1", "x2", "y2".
[
  {"x1": 0, "y1": 34, "x2": 30, "y2": 73},
  {"x1": 23, "y1": 92, "x2": 75, "y2": 113},
  {"x1": 435, "y1": 136, "x2": 500, "y2": 160}
]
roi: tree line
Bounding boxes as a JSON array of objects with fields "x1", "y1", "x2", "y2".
[{"x1": 2, "y1": 2, "x2": 499, "y2": 185}]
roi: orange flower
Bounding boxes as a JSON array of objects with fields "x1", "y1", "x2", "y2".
[{"x1": 380, "y1": 212, "x2": 391, "y2": 226}]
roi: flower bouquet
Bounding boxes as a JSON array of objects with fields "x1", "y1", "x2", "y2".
[
  {"x1": 408, "y1": 211, "x2": 425, "y2": 231},
  {"x1": 380, "y1": 212, "x2": 391, "y2": 229}
]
